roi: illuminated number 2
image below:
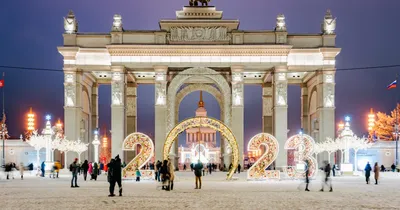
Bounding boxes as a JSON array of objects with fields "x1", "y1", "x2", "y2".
[
  {"x1": 284, "y1": 134, "x2": 318, "y2": 179},
  {"x1": 122, "y1": 133, "x2": 154, "y2": 178},
  {"x1": 247, "y1": 133, "x2": 280, "y2": 180}
]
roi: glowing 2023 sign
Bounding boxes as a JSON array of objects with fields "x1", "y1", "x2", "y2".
[{"x1": 247, "y1": 133, "x2": 317, "y2": 180}]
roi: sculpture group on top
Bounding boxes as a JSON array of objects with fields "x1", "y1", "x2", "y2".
[{"x1": 189, "y1": 0, "x2": 211, "y2": 7}]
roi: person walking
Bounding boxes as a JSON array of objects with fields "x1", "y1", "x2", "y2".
[
  {"x1": 373, "y1": 162, "x2": 380, "y2": 185},
  {"x1": 391, "y1": 163, "x2": 396, "y2": 172},
  {"x1": 183, "y1": 164, "x2": 187, "y2": 171},
  {"x1": 54, "y1": 161, "x2": 61, "y2": 178},
  {"x1": 19, "y1": 162, "x2": 24, "y2": 180},
  {"x1": 40, "y1": 161, "x2": 45, "y2": 177},
  {"x1": 135, "y1": 168, "x2": 141, "y2": 182},
  {"x1": 81, "y1": 160, "x2": 89, "y2": 181},
  {"x1": 92, "y1": 162, "x2": 99, "y2": 181},
  {"x1": 320, "y1": 161, "x2": 332, "y2": 192},
  {"x1": 365, "y1": 162, "x2": 372, "y2": 184},
  {"x1": 160, "y1": 160, "x2": 170, "y2": 190},
  {"x1": 332, "y1": 164, "x2": 336, "y2": 177},
  {"x1": 156, "y1": 160, "x2": 162, "y2": 182},
  {"x1": 193, "y1": 160, "x2": 203, "y2": 189},
  {"x1": 70, "y1": 158, "x2": 79, "y2": 188},
  {"x1": 107, "y1": 159, "x2": 116, "y2": 197},
  {"x1": 168, "y1": 160, "x2": 175, "y2": 191},
  {"x1": 237, "y1": 164, "x2": 241, "y2": 174},
  {"x1": 114, "y1": 155, "x2": 123, "y2": 196},
  {"x1": 88, "y1": 162, "x2": 93, "y2": 180},
  {"x1": 305, "y1": 160, "x2": 310, "y2": 191}
]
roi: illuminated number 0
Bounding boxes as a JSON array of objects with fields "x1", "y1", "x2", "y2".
[{"x1": 247, "y1": 133, "x2": 280, "y2": 180}]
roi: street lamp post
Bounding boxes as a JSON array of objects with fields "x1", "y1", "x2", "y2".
[
  {"x1": 92, "y1": 129, "x2": 100, "y2": 163},
  {"x1": 1, "y1": 123, "x2": 5, "y2": 166}
]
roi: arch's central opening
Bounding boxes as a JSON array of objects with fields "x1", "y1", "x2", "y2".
[{"x1": 163, "y1": 117, "x2": 238, "y2": 180}]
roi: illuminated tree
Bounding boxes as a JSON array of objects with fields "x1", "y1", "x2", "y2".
[{"x1": 374, "y1": 105, "x2": 399, "y2": 140}]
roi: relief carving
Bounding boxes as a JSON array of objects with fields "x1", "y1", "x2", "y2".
[
  {"x1": 324, "y1": 86, "x2": 334, "y2": 108},
  {"x1": 126, "y1": 97, "x2": 136, "y2": 116},
  {"x1": 65, "y1": 84, "x2": 76, "y2": 107},
  {"x1": 169, "y1": 26, "x2": 230, "y2": 42},
  {"x1": 112, "y1": 82, "x2": 123, "y2": 106},
  {"x1": 263, "y1": 97, "x2": 273, "y2": 116},
  {"x1": 276, "y1": 83, "x2": 287, "y2": 106}
]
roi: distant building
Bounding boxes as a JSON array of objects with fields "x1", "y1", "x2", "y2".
[{"x1": 178, "y1": 91, "x2": 221, "y2": 169}]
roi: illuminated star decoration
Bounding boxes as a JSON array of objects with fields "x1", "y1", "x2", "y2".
[
  {"x1": 344, "y1": 116, "x2": 351, "y2": 122},
  {"x1": 45, "y1": 115, "x2": 51, "y2": 121}
]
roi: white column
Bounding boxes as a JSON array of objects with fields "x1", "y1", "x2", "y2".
[
  {"x1": 301, "y1": 84, "x2": 309, "y2": 134},
  {"x1": 90, "y1": 84, "x2": 99, "y2": 161},
  {"x1": 126, "y1": 83, "x2": 137, "y2": 163},
  {"x1": 317, "y1": 70, "x2": 336, "y2": 164},
  {"x1": 154, "y1": 66, "x2": 168, "y2": 162},
  {"x1": 262, "y1": 84, "x2": 273, "y2": 134},
  {"x1": 64, "y1": 69, "x2": 82, "y2": 165},
  {"x1": 111, "y1": 66, "x2": 126, "y2": 160},
  {"x1": 231, "y1": 66, "x2": 244, "y2": 168},
  {"x1": 273, "y1": 66, "x2": 288, "y2": 169},
  {"x1": 92, "y1": 130, "x2": 100, "y2": 163}
]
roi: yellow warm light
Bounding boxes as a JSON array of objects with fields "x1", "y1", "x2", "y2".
[
  {"x1": 27, "y1": 108, "x2": 35, "y2": 131},
  {"x1": 368, "y1": 108, "x2": 375, "y2": 132}
]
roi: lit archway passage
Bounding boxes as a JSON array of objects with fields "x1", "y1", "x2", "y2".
[
  {"x1": 122, "y1": 132, "x2": 154, "y2": 178},
  {"x1": 163, "y1": 117, "x2": 239, "y2": 180}
]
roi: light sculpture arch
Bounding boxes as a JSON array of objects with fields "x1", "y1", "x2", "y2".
[{"x1": 163, "y1": 117, "x2": 238, "y2": 180}]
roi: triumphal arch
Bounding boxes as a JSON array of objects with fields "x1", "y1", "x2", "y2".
[{"x1": 58, "y1": 3, "x2": 340, "y2": 168}]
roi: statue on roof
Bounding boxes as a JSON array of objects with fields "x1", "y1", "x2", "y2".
[
  {"x1": 64, "y1": 10, "x2": 78, "y2": 34},
  {"x1": 321, "y1": 9, "x2": 336, "y2": 35},
  {"x1": 189, "y1": 0, "x2": 211, "y2": 7}
]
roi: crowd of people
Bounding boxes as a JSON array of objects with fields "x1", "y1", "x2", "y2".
[{"x1": 3, "y1": 156, "x2": 400, "y2": 197}]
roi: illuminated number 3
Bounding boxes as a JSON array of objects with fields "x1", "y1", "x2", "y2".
[
  {"x1": 247, "y1": 133, "x2": 280, "y2": 180},
  {"x1": 122, "y1": 133, "x2": 154, "y2": 178},
  {"x1": 284, "y1": 134, "x2": 318, "y2": 178}
]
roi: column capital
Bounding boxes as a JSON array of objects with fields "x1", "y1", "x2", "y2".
[
  {"x1": 273, "y1": 65, "x2": 288, "y2": 72},
  {"x1": 111, "y1": 65, "x2": 126, "y2": 72},
  {"x1": 153, "y1": 65, "x2": 168, "y2": 72},
  {"x1": 231, "y1": 65, "x2": 244, "y2": 72}
]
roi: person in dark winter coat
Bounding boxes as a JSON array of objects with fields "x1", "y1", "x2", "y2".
[
  {"x1": 365, "y1": 162, "x2": 372, "y2": 184},
  {"x1": 107, "y1": 159, "x2": 116, "y2": 197},
  {"x1": 155, "y1": 160, "x2": 162, "y2": 182},
  {"x1": 92, "y1": 162, "x2": 99, "y2": 181},
  {"x1": 70, "y1": 158, "x2": 79, "y2": 188},
  {"x1": 81, "y1": 160, "x2": 89, "y2": 181},
  {"x1": 40, "y1": 161, "x2": 45, "y2": 177},
  {"x1": 160, "y1": 160, "x2": 170, "y2": 190},
  {"x1": 114, "y1": 155, "x2": 123, "y2": 196},
  {"x1": 332, "y1": 164, "x2": 336, "y2": 177},
  {"x1": 305, "y1": 160, "x2": 310, "y2": 191},
  {"x1": 391, "y1": 163, "x2": 396, "y2": 172},
  {"x1": 192, "y1": 160, "x2": 203, "y2": 189},
  {"x1": 320, "y1": 161, "x2": 332, "y2": 192},
  {"x1": 237, "y1": 164, "x2": 241, "y2": 174}
]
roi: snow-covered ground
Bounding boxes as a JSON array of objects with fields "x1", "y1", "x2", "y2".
[{"x1": 0, "y1": 171, "x2": 399, "y2": 210}]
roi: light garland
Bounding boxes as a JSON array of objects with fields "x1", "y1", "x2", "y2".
[
  {"x1": 164, "y1": 117, "x2": 239, "y2": 180},
  {"x1": 247, "y1": 133, "x2": 280, "y2": 180},
  {"x1": 284, "y1": 134, "x2": 318, "y2": 179},
  {"x1": 122, "y1": 133, "x2": 154, "y2": 178}
]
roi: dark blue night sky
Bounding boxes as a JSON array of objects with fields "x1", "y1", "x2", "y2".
[{"x1": 1, "y1": 0, "x2": 400, "y2": 148}]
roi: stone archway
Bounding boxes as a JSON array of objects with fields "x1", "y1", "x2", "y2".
[
  {"x1": 163, "y1": 117, "x2": 238, "y2": 180},
  {"x1": 167, "y1": 67, "x2": 231, "y2": 134},
  {"x1": 175, "y1": 84, "x2": 224, "y2": 125}
]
